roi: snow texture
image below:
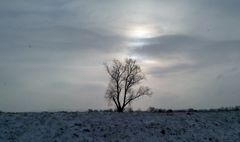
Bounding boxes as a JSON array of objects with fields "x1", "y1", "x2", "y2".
[{"x1": 0, "y1": 111, "x2": 239, "y2": 142}]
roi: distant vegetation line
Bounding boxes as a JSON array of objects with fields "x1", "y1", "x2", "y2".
[
  {"x1": 1, "y1": 106, "x2": 239, "y2": 113},
  {"x1": 87, "y1": 106, "x2": 240, "y2": 113}
]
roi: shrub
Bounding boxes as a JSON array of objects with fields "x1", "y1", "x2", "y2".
[
  {"x1": 102, "y1": 109, "x2": 113, "y2": 112},
  {"x1": 188, "y1": 108, "x2": 197, "y2": 112},
  {"x1": 148, "y1": 107, "x2": 157, "y2": 112}
]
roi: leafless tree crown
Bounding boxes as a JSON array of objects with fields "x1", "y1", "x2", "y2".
[{"x1": 104, "y1": 58, "x2": 152, "y2": 112}]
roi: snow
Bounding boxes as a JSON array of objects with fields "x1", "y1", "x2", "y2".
[{"x1": 0, "y1": 111, "x2": 239, "y2": 142}]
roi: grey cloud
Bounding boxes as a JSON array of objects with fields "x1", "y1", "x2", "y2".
[
  {"x1": 180, "y1": 0, "x2": 240, "y2": 40},
  {"x1": 132, "y1": 34, "x2": 240, "y2": 76}
]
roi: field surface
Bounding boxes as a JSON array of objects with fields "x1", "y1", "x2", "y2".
[{"x1": 0, "y1": 111, "x2": 240, "y2": 142}]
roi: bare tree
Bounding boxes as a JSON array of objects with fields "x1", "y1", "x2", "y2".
[{"x1": 104, "y1": 58, "x2": 152, "y2": 112}]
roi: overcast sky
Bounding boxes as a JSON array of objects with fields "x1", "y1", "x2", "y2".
[{"x1": 1, "y1": 0, "x2": 240, "y2": 112}]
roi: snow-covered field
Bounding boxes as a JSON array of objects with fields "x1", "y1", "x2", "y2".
[{"x1": 0, "y1": 111, "x2": 239, "y2": 142}]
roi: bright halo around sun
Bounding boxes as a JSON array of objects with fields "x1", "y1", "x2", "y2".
[{"x1": 127, "y1": 26, "x2": 156, "y2": 39}]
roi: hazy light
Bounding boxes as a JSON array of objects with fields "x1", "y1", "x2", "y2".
[
  {"x1": 142, "y1": 59, "x2": 170, "y2": 68},
  {"x1": 143, "y1": 60, "x2": 159, "y2": 65},
  {"x1": 127, "y1": 26, "x2": 157, "y2": 39},
  {"x1": 127, "y1": 41, "x2": 146, "y2": 47},
  {"x1": 142, "y1": 57, "x2": 195, "y2": 70}
]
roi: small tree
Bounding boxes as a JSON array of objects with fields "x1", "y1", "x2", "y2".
[{"x1": 104, "y1": 58, "x2": 152, "y2": 112}]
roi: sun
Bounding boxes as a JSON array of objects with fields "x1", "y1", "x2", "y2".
[
  {"x1": 127, "y1": 26, "x2": 155, "y2": 39},
  {"x1": 130, "y1": 27, "x2": 149, "y2": 38}
]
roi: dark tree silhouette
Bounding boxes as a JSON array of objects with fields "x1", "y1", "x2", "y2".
[{"x1": 104, "y1": 58, "x2": 152, "y2": 112}]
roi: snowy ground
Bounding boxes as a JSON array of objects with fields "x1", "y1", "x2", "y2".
[{"x1": 0, "y1": 111, "x2": 239, "y2": 142}]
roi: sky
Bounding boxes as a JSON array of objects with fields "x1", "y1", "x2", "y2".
[{"x1": 0, "y1": 0, "x2": 240, "y2": 112}]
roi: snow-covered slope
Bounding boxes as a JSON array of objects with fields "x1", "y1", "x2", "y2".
[{"x1": 0, "y1": 111, "x2": 239, "y2": 142}]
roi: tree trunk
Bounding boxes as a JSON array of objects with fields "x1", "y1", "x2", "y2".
[{"x1": 117, "y1": 107, "x2": 124, "y2": 112}]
